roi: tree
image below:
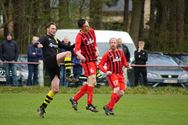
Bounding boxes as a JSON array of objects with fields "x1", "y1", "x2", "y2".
[
  {"x1": 59, "y1": 0, "x2": 70, "y2": 28},
  {"x1": 89, "y1": 0, "x2": 103, "y2": 29},
  {"x1": 123, "y1": 0, "x2": 129, "y2": 31},
  {"x1": 129, "y1": 0, "x2": 144, "y2": 45},
  {"x1": 176, "y1": 0, "x2": 184, "y2": 51},
  {"x1": 1, "y1": 0, "x2": 14, "y2": 36}
]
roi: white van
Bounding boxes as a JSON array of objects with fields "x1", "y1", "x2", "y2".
[{"x1": 55, "y1": 29, "x2": 136, "y2": 62}]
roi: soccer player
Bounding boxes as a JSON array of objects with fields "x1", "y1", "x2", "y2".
[
  {"x1": 98, "y1": 38, "x2": 129, "y2": 115},
  {"x1": 69, "y1": 19, "x2": 99, "y2": 112},
  {"x1": 36, "y1": 22, "x2": 73, "y2": 118}
]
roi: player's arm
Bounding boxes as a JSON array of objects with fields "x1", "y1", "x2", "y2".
[
  {"x1": 75, "y1": 35, "x2": 85, "y2": 62},
  {"x1": 98, "y1": 52, "x2": 110, "y2": 75}
]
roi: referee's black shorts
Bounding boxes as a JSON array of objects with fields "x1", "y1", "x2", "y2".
[{"x1": 44, "y1": 55, "x2": 60, "y2": 81}]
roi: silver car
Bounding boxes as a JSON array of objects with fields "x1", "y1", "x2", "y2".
[{"x1": 147, "y1": 53, "x2": 188, "y2": 88}]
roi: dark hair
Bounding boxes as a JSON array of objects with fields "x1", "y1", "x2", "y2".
[
  {"x1": 6, "y1": 32, "x2": 13, "y2": 37},
  {"x1": 77, "y1": 19, "x2": 86, "y2": 28},
  {"x1": 46, "y1": 22, "x2": 56, "y2": 28}
]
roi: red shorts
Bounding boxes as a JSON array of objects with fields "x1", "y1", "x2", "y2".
[
  {"x1": 82, "y1": 62, "x2": 97, "y2": 77},
  {"x1": 106, "y1": 74, "x2": 126, "y2": 90}
]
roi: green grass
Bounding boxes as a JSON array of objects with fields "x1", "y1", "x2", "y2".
[{"x1": 0, "y1": 86, "x2": 188, "y2": 125}]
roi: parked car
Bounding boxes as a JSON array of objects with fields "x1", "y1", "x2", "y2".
[
  {"x1": 0, "y1": 55, "x2": 28, "y2": 85},
  {"x1": 147, "y1": 53, "x2": 188, "y2": 88},
  {"x1": 166, "y1": 53, "x2": 188, "y2": 71}
]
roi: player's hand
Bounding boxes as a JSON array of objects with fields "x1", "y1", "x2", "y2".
[{"x1": 106, "y1": 71, "x2": 112, "y2": 76}]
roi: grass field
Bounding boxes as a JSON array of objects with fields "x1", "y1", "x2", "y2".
[{"x1": 0, "y1": 86, "x2": 188, "y2": 125}]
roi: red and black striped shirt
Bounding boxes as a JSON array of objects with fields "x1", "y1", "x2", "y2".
[
  {"x1": 75, "y1": 28, "x2": 97, "y2": 62},
  {"x1": 99, "y1": 49, "x2": 128, "y2": 74}
]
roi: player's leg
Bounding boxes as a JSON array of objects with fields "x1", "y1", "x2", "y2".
[
  {"x1": 70, "y1": 83, "x2": 88, "y2": 111},
  {"x1": 37, "y1": 55, "x2": 60, "y2": 118},
  {"x1": 69, "y1": 62, "x2": 90, "y2": 111},
  {"x1": 57, "y1": 51, "x2": 72, "y2": 79},
  {"x1": 104, "y1": 74, "x2": 125, "y2": 115},
  {"x1": 85, "y1": 74, "x2": 98, "y2": 112},
  {"x1": 85, "y1": 62, "x2": 98, "y2": 112},
  {"x1": 37, "y1": 75, "x2": 60, "y2": 118}
]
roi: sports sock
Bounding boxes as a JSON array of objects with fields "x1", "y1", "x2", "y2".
[
  {"x1": 106, "y1": 93, "x2": 120, "y2": 110},
  {"x1": 73, "y1": 84, "x2": 88, "y2": 101},
  {"x1": 96, "y1": 68, "x2": 102, "y2": 78},
  {"x1": 64, "y1": 57, "x2": 72, "y2": 77},
  {"x1": 41, "y1": 90, "x2": 55, "y2": 108},
  {"x1": 87, "y1": 86, "x2": 94, "y2": 105}
]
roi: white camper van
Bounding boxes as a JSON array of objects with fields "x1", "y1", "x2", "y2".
[{"x1": 55, "y1": 29, "x2": 136, "y2": 62}]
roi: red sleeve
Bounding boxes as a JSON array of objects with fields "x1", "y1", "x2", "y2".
[
  {"x1": 74, "y1": 33, "x2": 82, "y2": 53},
  {"x1": 98, "y1": 52, "x2": 108, "y2": 73},
  {"x1": 121, "y1": 50, "x2": 128, "y2": 67}
]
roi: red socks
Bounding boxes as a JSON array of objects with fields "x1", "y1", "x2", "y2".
[
  {"x1": 107, "y1": 93, "x2": 121, "y2": 110},
  {"x1": 73, "y1": 84, "x2": 88, "y2": 101},
  {"x1": 87, "y1": 86, "x2": 94, "y2": 104},
  {"x1": 73, "y1": 84, "x2": 94, "y2": 105}
]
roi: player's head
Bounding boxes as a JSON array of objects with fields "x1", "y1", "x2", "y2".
[
  {"x1": 46, "y1": 22, "x2": 57, "y2": 36},
  {"x1": 109, "y1": 38, "x2": 117, "y2": 50},
  {"x1": 78, "y1": 19, "x2": 90, "y2": 33}
]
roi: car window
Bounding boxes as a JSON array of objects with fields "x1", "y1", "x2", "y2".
[{"x1": 179, "y1": 56, "x2": 188, "y2": 65}]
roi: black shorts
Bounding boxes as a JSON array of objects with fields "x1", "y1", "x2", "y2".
[{"x1": 44, "y1": 55, "x2": 60, "y2": 81}]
